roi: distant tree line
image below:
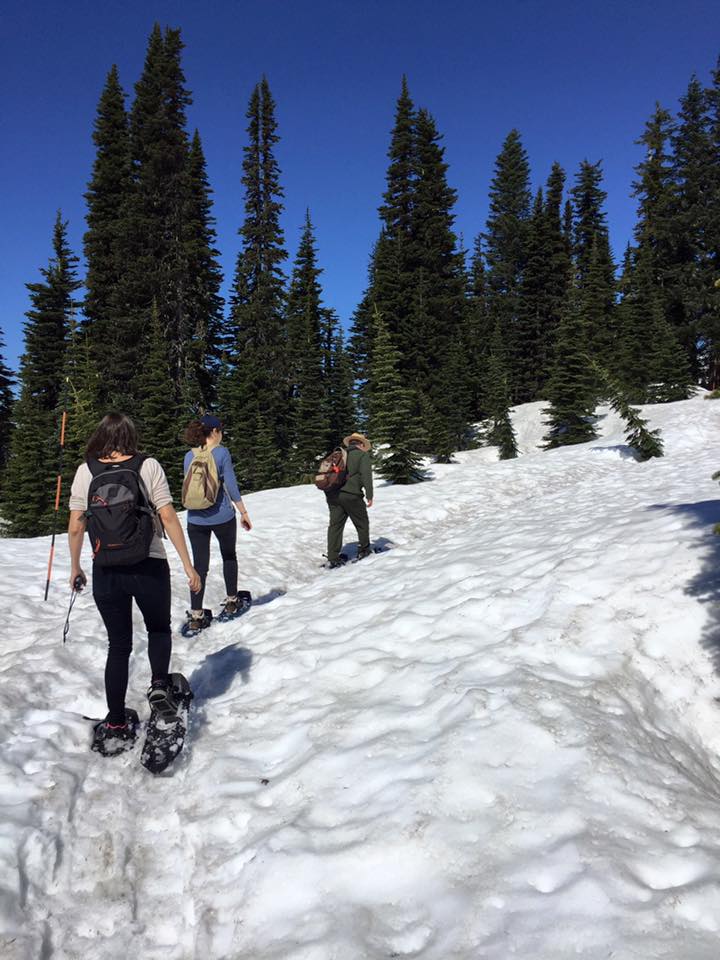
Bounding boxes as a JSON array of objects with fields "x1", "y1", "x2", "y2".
[{"x1": 1, "y1": 25, "x2": 717, "y2": 535}]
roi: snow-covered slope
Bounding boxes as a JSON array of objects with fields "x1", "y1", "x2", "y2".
[{"x1": 3, "y1": 396, "x2": 720, "y2": 960}]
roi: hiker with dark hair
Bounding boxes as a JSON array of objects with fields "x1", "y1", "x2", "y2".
[
  {"x1": 325, "y1": 431, "x2": 374, "y2": 568},
  {"x1": 180, "y1": 414, "x2": 252, "y2": 633},
  {"x1": 67, "y1": 413, "x2": 201, "y2": 756}
]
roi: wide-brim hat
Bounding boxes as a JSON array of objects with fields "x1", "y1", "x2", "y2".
[{"x1": 343, "y1": 432, "x2": 371, "y2": 451}]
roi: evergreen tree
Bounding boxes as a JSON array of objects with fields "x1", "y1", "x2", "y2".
[
  {"x1": 464, "y1": 237, "x2": 490, "y2": 419},
  {"x1": 409, "y1": 107, "x2": 466, "y2": 400},
  {"x1": 183, "y1": 130, "x2": 224, "y2": 409},
  {"x1": 483, "y1": 129, "x2": 531, "y2": 399},
  {"x1": 285, "y1": 213, "x2": 330, "y2": 479},
  {"x1": 670, "y1": 76, "x2": 714, "y2": 381},
  {"x1": 220, "y1": 77, "x2": 288, "y2": 491},
  {"x1": 62, "y1": 322, "x2": 102, "y2": 485},
  {"x1": 593, "y1": 364, "x2": 664, "y2": 461},
  {"x1": 369, "y1": 309, "x2": 425, "y2": 483},
  {"x1": 349, "y1": 230, "x2": 398, "y2": 418},
  {"x1": 483, "y1": 322, "x2": 518, "y2": 459},
  {"x1": 2, "y1": 215, "x2": 80, "y2": 535},
  {"x1": 542, "y1": 290, "x2": 598, "y2": 449},
  {"x1": 82, "y1": 64, "x2": 133, "y2": 407},
  {"x1": 515, "y1": 189, "x2": 546, "y2": 402},
  {"x1": 0, "y1": 328, "x2": 14, "y2": 482},
  {"x1": 618, "y1": 246, "x2": 691, "y2": 402},
  {"x1": 136, "y1": 302, "x2": 182, "y2": 493},
  {"x1": 570, "y1": 160, "x2": 616, "y2": 361},
  {"x1": 326, "y1": 329, "x2": 356, "y2": 449},
  {"x1": 632, "y1": 104, "x2": 676, "y2": 285},
  {"x1": 542, "y1": 163, "x2": 573, "y2": 386},
  {"x1": 706, "y1": 58, "x2": 720, "y2": 386}
]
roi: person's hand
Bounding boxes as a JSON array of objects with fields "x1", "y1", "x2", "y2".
[
  {"x1": 186, "y1": 566, "x2": 202, "y2": 593},
  {"x1": 240, "y1": 511, "x2": 253, "y2": 531},
  {"x1": 70, "y1": 568, "x2": 87, "y2": 591},
  {"x1": 366, "y1": 499, "x2": 373, "y2": 508}
]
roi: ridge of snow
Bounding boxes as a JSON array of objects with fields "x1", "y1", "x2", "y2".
[{"x1": 2, "y1": 395, "x2": 720, "y2": 959}]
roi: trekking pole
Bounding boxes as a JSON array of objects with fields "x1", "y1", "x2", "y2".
[{"x1": 44, "y1": 384, "x2": 69, "y2": 601}]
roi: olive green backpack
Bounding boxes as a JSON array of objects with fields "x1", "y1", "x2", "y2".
[{"x1": 182, "y1": 447, "x2": 221, "y2": 509}]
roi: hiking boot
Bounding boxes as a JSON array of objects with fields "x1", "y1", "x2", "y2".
[
  {"x1": 147, "y1": 677, "x2": 179, "y2": 721},
  {"x1": 356, "y1": 545, "x2": 373, "y2": 560},
  {"x1": 218, "y1": 591, "x2": 252, "y2": 621},
  {"x1": 221, "y1": 595, "x2": 239, "y2": 616},
  {"x1": 181, "y1": 608, "x2": 212, "y2": 636},
  {"x1": 91, "y1": 709, "x2": 139, "y2": 757},
  {"x1": 327, "y1": 553, "x2": 349, "y2": 569}
]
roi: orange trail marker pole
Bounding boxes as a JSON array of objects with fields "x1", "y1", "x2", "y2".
[{"x1": 44, "y1": 404, "x2": 68, "y2": 601}]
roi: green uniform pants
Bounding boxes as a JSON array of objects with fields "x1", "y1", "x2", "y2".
[{"x1": 326, "y1": 491, "x2": 369, "y2": 562}]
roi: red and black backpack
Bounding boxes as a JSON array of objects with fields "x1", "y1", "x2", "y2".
[{"x1": 84, "y1": 454, "x2": 157, "y2": 566}]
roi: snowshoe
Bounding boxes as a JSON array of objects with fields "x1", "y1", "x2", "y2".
[
  {"x1": 217, "y1": 590, "x2": 252, "y2": 623},
  {"x1": 355, "y1": 545, "x2": 373, "y2": 561},
  {"x1": 91, "y1": 708, "x2": 140, "y2": 757},
  {"x1": 141, "y1": 673, "x2": 193, "y2": 775},
  {"x1": 324, "y1": 553, "x2": 349, "y2": 569},
  {"x1": 180, "y1": 608, "x2": 213, "y2": 637}
]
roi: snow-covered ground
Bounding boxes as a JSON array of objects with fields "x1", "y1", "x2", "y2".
[{"x1": 3, "y1": 396, "x2": 720, "y2": 960}]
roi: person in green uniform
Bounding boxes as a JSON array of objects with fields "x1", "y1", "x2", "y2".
[{"x1": 326, "y1": 432, "x2": 374, "y2": 567}]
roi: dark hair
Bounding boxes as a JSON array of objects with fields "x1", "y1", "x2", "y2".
[
  {"x1": 183, "y1": 419, "x2": 213, "y2": 447},
  {"x1": 86, "y1": 413, "x2": 140, "y2": 459}
]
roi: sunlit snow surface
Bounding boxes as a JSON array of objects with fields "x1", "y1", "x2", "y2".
[{"x1": 3, "y1": 397, "x2": 720, "y2": 959}]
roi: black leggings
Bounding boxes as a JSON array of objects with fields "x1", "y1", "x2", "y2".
[
  {"x1": 92, "y1": 558, "x2": 172, "y2": 724},
  {"x1": 187, "y1": 517, "x2": 238, "y2": 609}
]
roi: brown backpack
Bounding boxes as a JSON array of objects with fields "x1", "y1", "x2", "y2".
[
  {"x1": 182, "y1": 447, "x2": 221, "y2": 509},
  {"x1": 314, "y1": 448, "x2": 348, "y2": 492}
]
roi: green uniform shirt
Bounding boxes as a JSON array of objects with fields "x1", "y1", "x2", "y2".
[{"x1": 342, "y1": 446, "x2": 373, "y2": 499}]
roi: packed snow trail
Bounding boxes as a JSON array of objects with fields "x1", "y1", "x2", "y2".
[{"x1": 3, "y1": 397, "x2": 720, "y2": 959}]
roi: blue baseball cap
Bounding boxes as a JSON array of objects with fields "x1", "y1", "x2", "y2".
[{"x1": 200, "y1": 414, "x2": 223, "y2": 430}]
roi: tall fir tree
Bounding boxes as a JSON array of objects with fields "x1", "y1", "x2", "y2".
[
  {"x1": 182, "y1": 130, "x2": 225, "y2": 410},
  {"x1": 349, "y1": 230, "x2": 398, "y2": 418},
  {"x1": 0, "y1": 328, "x2": 14, "y2": 482},
  {"x1": 706, "y1": 57, "x2": 720, "y2": 385},
  {"x1": 369, "y1": 310, "x2": 425, "y2": 483},
  {"x1": 411, "y1": 108, "x2": 469, "y2": 454},
  {"x1": 515, "y1": 188, "x2": 547, "y2": 402},
  {"x1": 220, "y1": 77, "x2": 288, "y2": 491},
  {"x1": 136, "y1": 302, "x2": 183, "y2": 491},
  {"x1": 465, "y1": 236, "x2": 491, "y2": 418},
  {"x1": 326, "y1": 329, "x2": 357, "y2": 448},
  {"x1": 670, "y1": 76, "x2": 714, "y2": 381},
  {"x1": 542, "y1": 162, "x2": 573, "y2": 387},
  {"x1": 617, "y1": 246, "x2": 690, "y2": 402},
  {"x1": 516, "y1": 166, "x2": 572, "y2": 403},
  {"x1": 543, "y1": 289, "x2": 598, "y2": 449},
  {"x1": 483, "y1": 129, "x2": 532, "y2": 401},
  {"x1": 61, "y1": 323, "x2": 102, "y2": 492},
  {"x1": 632, "y1": 104, "x2": 677, "y2": 286},
  {"x1": 483, "y1": 321, "x2": 518, "y2": 459},
  {"x1": 1, "y1": 216, "x2": 80, "y2": 535},
  {"x1": 570, "y1": 160, "x2": 616, "y2": 362},
  {"x1": 285, "y1": 212, "x2": 330, "y2": 479},
  {"x1": 82, "y1": 64, "x2": 133, "y2": 408}
]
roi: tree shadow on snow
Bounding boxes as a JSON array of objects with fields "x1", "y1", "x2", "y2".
[
  {"x1": 648, "y1": 499, "x2": 720, "y2": 674},
  {"x1": 592, "y1": 443, "x2": 639, "y2": 460}
]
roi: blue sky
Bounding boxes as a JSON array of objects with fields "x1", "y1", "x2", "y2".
[{"x1": 2, "y1": 0, "x2": 719, "y2": 373}]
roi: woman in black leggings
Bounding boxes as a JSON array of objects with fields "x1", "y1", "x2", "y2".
[
  {"x1": 182, "y1": 415, "x2": 252, "y2": 632},
  {"x1": 67, "y1": 413, "x2": 200, "y2": 755}
]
